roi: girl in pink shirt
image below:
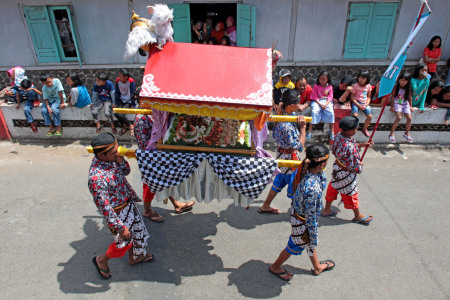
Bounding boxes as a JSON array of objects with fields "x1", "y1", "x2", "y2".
[
  {"x1": 351, "y1": 71, "x2": 372, "y2": 137},
  {"x1": 309, "y1": 71, "x2": 335, "y2": 141}
]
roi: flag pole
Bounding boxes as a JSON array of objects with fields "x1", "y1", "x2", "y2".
[{"x1": 361, "y1": 0, "x2": 428, "y2": 161}]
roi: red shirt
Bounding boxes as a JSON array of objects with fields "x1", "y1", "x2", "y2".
[
  {"x1": 423, "y1": 47, "x2": 441, "y2": 73},
  {"x1": 299, "y1": 84, "x2": 312, "y2": 105}
]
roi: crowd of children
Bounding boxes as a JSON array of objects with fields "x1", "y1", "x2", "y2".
[
  {"x1": 271, "y1": 64, "x2": 449, "y2": 145},
  {"x1": 3, "y1": 67, "x2": 140, "y2": 137}
]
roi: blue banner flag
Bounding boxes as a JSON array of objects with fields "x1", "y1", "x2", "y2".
[{"x1": 379, "y1": 11, "x2": 430, "y2": 98}]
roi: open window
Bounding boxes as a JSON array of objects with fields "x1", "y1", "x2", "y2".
[
  {"x1": 169, "y1": 3, "x2": 255, "y2": 47},
  {"x1": 23, "y1": 5, "x2": 82, "y2": 65}
]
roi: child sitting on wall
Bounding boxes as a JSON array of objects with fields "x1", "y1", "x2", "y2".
[{"x1": 15, "y1": 79, "x2": 41, "y2": 133}]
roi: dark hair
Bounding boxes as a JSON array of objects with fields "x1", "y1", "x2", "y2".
[
  {"x1": 444, "y1": 86, "x2": 450, "y2": 95},
  {"x1": 428, "y1": 80, "x2": 445, "y2": 91},
  {"x1": 315, "y1": 71, "x2": 330, "y2": 85},
  {"x1": 357, "y1": 70, "x2": 371, "y2": 85},
  {"x1": 412, "y1": 63, "x2": 428, "y2": 79},
  {"x1": 20, "y1": 79, "x2": 32, "y2": 89},
  {"x1": 427, "y1": 35, "x2": 442, "y2": 50},
  {"x1": 97, "y1": 73, "x2": 108, "y2": 81},
  {"x1": 294, "y1": 76, "x2": 308, "y2": 84},
  {"x1": 118, "y1": 68, "x2": 130, "y2": 78},
  {"x1": 393, "y1": 72, "x2": 412, "y2": 101},
  {"x1": 292, "y1": 144, "x2": 330, "y2": 191},
  {"x1": 209, "y1": 37, "x2": 218, "y2": 45},
  {"x1": 66, "y1": 72, "x2": 83, "y2": 87},
  {"x1": 39, "y1": 73, "x2": 52, "y2": 82},
  {"x1": 221, "y1": 36, "x2": 231, "y2": 46},
  {"x1": 281, "y1": 89, "x2": 300, "y2": 110}
]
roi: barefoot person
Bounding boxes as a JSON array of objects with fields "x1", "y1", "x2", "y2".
[
  {"x1": 321, "y1": 116, "x2": 374, "y2": 225},
  {"x1": 259, "y1": 89, "x2": 306, "y2": 214},
  {"x1": 269, "y1": 144, "x2": 335, "y2": 281},
  {"x1": 88, "y1": 133, "x2": 153, "y2": 279}
]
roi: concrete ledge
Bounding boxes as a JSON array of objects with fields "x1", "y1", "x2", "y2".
[{"x1": 1, "y1": 103, "x2": 449, "y2": 144}]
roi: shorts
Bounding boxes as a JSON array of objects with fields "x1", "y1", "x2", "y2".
[
  {"x1": 325, "y1": 183, "x2": 359, "y2": 209},
  {"x1": 285, "y1": 211, "x2": 315, "y2": 256},
  {"x1": 394, "y1": 103, "x2": 411, "y2": 114},
  {"x1": 271, "y1": 172, "x2": 295, "y2": 199},
  {"x1": 351, "y1": 103, "x2": 372, "y2": 116}
]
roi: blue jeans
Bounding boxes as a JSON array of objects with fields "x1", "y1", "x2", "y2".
[
  {"x1": 24, "y1": 100, "x2": 35, "y2": 123},
  {"x1": 41, "y1": 101, "x2": 61, "y2": 126},
  {"x1": 446, "y1": 108, "x2": 450, "y2": 121},
  {"x1": 351, "y1": 103, "x2": 372, "y2": 116}
]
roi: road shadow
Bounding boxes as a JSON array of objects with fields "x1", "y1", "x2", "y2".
[
  {"x1": 57, "y1": 208, "x2": 224, "y2": 294},
  {"x1": 225, "y1": 260, "x2": 309, "y2": 299},
  {"x1": 371, "y1": 144, "x2": 404, "y2": 156}
]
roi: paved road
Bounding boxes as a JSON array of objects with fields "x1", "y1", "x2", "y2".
[{"x1": 1, "y1": 140, "x2": 449, "y2": 299}]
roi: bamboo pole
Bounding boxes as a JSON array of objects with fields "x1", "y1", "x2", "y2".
[
  {"x1": 86, "y1": 146, "x2": 302, "y2": 167},
  {"x1": 113, "y1": 108, "x2": 312, "y2": 122}
]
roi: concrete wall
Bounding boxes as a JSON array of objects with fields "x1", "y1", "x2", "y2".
[
  {"x1": 2, "y1": 102, "x2": 449, "y2": 144},
  {"x1": 1, "y1": 0, "x2": 448, "y2": 69}
]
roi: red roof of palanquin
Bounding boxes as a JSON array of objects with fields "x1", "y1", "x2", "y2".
[{"x1": 139, "y1": 42, "x2": 273, "y2": 114}]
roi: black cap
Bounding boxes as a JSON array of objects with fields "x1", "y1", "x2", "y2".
[
  {"x1": 340, "y1": 76, "x2": 353, "y2": 86},
  {"x1": 281, "y1": 89, "x2": 300, "y2": 105},
  {"x1": 91, "y1": 133, "x2": 117, "y2": 154},
  {"x1": 339, "y1": 116, "x2": 359, "y2": 131}
]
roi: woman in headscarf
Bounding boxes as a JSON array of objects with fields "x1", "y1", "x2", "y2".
[
  {"x1": 191, "y1": 20, "x2": 204, "y2": 43},
  {"x1": 210, "y1": 22, "x2": 224, "y2": 46},
  {"x1": 224, "y1": 16, "x2": 236, "y2": 46}
]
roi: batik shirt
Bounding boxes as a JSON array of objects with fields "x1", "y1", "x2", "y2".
[
  {"x1": 332, "y1": 132, "x2": 362, "y2": 174},
  {"x1": 88, "y1": 157, "x2": 141, "y2": 233},
  {"x1": 292, "y1": 170, "x2": 327, "y2": 248},
  {"x1": 133, "y1": 114, "x2": 153, "y2": 150},
  {"x1": 273, "y1": 112, "x2": 303, "y2": 174}
]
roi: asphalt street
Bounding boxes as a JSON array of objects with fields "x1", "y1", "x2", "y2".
[{"x1": 0, "y1": 140, "x2": 449, "y2": 299}]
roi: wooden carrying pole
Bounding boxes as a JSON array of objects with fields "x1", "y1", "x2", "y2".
[
  {"x1": 113, "y1": 108, "x2": 312, "y2": 123},
  {"x1": 86, "y1": 146, "x2": 303, "y2": 168}
]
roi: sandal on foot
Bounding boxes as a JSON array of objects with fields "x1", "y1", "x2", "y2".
[
  {"x1": 327, "y1": 130, "x2": 335, "y2": 141},
  {"x1": 30, "y1": 124, "x2": 38, "y2": 133},
  {"x1": 175, "y1": 202, "x2": 195, "y2": 214},
  {"x1": 92, "y1": 256, "x2": 111, "y2": 279},
  {"x1": 111, "y1": 127, "x2": 118, "y2": 135},
  {"x1": 403, "y1": 134, "x2": 413, "y2": 143},
  {"x1": 430, "y1": 105, "x2": 438, "y2": 110},
  {"x1": 311, "y1": 260, "x2": 335, "y2": 276},
  {"x1": 144, "y1": 211, "x2": 165, "y2": 223},
  {"x1": 306, "y1": 132, "x2": 312, "y2": 139},
  {"x1": 258, "y1": 207, "x2": 280, "y2": 214},
  {"x1": 119, "y1": 127, "x2": 129, "y2": 136},
  {"x1": 129, "y1": 126, "x2": 135, "y2": 137},
  {"x1": 96, "y1": 125, "x2": 103, "y2": 135},
  {"x1": 46, "y1": 130, "x2": 56, "y2": 137},
  {"x1": 269, "y1": 268, "x2": 293, "y2": 281},
  {"x1": 352, "y1": 215, "x2": 373, "y2": 225},
  {"x1": 362, "y1": 129, "x2": 370, "y2": 137},
  {"x1": 388, "y1": 135, "x2": 396, "y2": 143},
  {"x1": 129, "y1": 253, "x2": 154, "y2": 266},
  {"x1": 54, "y1": 129, "x2": 63, "y2": 136},
  {"x1": 320, "y1": 209, "x2": 338, "y2": 217}
]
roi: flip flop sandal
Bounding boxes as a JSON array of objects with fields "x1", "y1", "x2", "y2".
[
  {"x1": 257, "y1": 208, "x2": 280, "y2": 215},
  {"x1": 269, "y1": 268, "x2": 293, "y2": 281},
  {"x1": 46, "y1": 130, "x2": 56, "y2": 137},
  {"x1": 311, "y1": 260, "x2": 335, "y2": 276},
  {"x1": 320, "y1": 209, "x2": 338, "y2": 217},
  {"x1": 388, "y1": 135, "x2": 396, "y2": 143},
  {"x1": 92, "y1": 256, "x2": 111, "y2": 279},
  {"x1": 430, "y1": 105, "x2": 438, "y2": 110},
  {"x1": 352, "y1": 215, "x2": 373, "y2": 225},
  {"x1": 111, "y1": 127, "x2": 118, "y2": 135},
  {"x1": 175, "y1": 202, "x2": 194, "y2": 214},
  {"x1": 327, "y1": 130, "x2": 335, "y2": 141},
  {"x1": 306, "y1": 132, "x2": 312, "y2": 139},
  {"x1": 362, "y1": 129, "x2": 370, "y2": 137},
  {"x1": 129, "y1": 253, "x2": 154, "y2": 266},
  {"x1": 30, "y1": 124, "x2": 38, "y2": 133},
  {"x1": 54, "y1": 129, "x2": 63, "y2": 136},
  {"x1": 119, "y1": 127, "x2": 129, "y2": 136},
  {"x1": 145, "y1": 211, "x2": 165, "y2": 223},
  {"x1": 129, "y1": 126, "x2": 135, "y2": 137}
]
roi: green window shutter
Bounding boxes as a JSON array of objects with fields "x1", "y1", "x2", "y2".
[
  {"x1": 343, "y1": 3, "x2": 373, "y2": 59},
  {"x1": 236, "y1": 4, "x2": 256, "y2": 47},
  {"x1": 169, "y1": 4, "x2": 191, "y2": 43},
  {"x1": 48, "y1": 6, "x2": 83, "y2": 66},
  {"x1": 365, "y1": 2, "x2": 398, "y2": 59},
  {"x1": 23, "y1": 6, "x2": 61, "y2": 63}
]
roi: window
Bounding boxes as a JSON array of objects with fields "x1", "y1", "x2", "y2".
[
  {"x1": 168, "y1": 3, "x2": 256, "y2": 47},
  {"x1": 343, "y1": 2, "x2": 398, "y2": 59},
  {"x1": 23, "y1": 6, "x2": 82, "y2": 65}
]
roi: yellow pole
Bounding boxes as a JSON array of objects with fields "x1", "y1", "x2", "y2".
[
  {"x1": 112, "y1": 108, "x2": 312, "y2": 123},
  {"x1": 86, "y1": 146, "x2": 302, "y2": 167}
]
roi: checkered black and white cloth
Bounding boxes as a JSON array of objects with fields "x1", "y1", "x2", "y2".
[{"x1": 136, "y1": 150, "x2": 277, "y2": 200}]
